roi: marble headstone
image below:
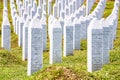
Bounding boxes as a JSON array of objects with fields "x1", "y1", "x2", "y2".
[
  {"x1": 50, "y1": 19, "x2": 62, "y2": 64},
  {"x1": 64, "y1": 19, "x2": 74, "y2": 56},
  {"x1": 1, "y1": 16, "x2": 11, "y2": 50},
  {"x1": 23, "y1": 17, "x2": 31, "y2": 61},
  {"x1": 87, "y1": 18, "x2": 103, "y2": 72},
  {"x1": 27, "y1": 16, "x2": 43, "y2": 76}
]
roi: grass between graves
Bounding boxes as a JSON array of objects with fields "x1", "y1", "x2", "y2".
[{"x1": 0, "y1": 1, "x2": 120, "y2": 80}]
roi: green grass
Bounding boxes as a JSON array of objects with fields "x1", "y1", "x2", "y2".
[{"x1": 0, "y1": 0, "x2": 120, "y2": 80}]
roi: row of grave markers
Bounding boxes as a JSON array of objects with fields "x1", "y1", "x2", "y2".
[
  {"x1": 1, "y1": 0, "x2": 120, "y2": 76},
  {"x1": 87, "y1": 0, "x2": 119, "y2": 72}
]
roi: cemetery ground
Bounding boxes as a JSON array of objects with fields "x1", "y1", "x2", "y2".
[{"x1": 0, "y1": 0, "x2": 120, "y2": 80}]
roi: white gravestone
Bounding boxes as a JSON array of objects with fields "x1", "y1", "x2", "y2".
[
  {"x1": 27, "y1": 16, "x2": 43, "y2": 76},
  {"x1": 31, "y1": 1, "x2": 37, "y2": 18},
  {"x1": 30, "y1": 0, "x2": 34, "y2": 7},
  {"x1": 40, "y1": 16, "x2": 47, "y2": 51},
  {"x1": 108, "y1": 21, "x2": 114, "y2": 50},
  {"x1": 23, "y1": 17, "x2": 31, "y2": 61},
  {"x1": 25, "y1": 0, "x2": 29, "y2": 12},
  {"x1": 73, "y1": 18, "x2": 81, "y2": 50},
  {"x1": 86, "y1": 0, "x2": 95, "y2": 15},
  {"x1": 21, "y1": 7, "x2": 25, "y2": 17},
  {"x1": 23, "y1": 11, "x2": 28, "y2": 20},
  {"x1": 70, "y1": 13, "x2": 75, "y2": 22},
  {"x1": 81, "y1": 5, "x2": 86, "y2": 17},
  {"x1": 64, "y1": 19, "x2": 74, "y2": 56},
  {"x1": 42, "y1": 1, "x2": 47, "y2": 14},
  {"x1": 42, "y1": 11, "x2": 47, "y2": 18},
  {"x1": 16, "y1": 16, "x2": 20, "y2": 35},
  {"x1": 18, "y1": 17, "x2": 24, "y2": 47},
  {"x1": 19, "y1": 2, "x2": 23, "y2": 16},
  {"x1": 50, "y1": 19, "x2": 62, "y2": 64},
  {"x1": 58, "y1": 17, "x2": 64, "y2": 36},
  {"x1": 57, "y1": 1, "x2": 61, "y2": 18},
  {"x1": 13, "y1": 14, "x2": 18, "y2": 33},
  {"x1": 101, "y1": 19, "x2": 110, "y2": 64},
  {"x1": 65, "y1": 0, "x2": 68, "y2": 7},
  {"x1": 62, "y1": 0, "x2": 65, "y2": 10},
  {"x1": 60, "y1": 10, "x2": 65, "y2": 19},
  {"x1": 76, "y1": 0, "x2": 81, "y2": 10},
  {"x1": 1, "y1": 16, "x2": 11, "y2": 50},
  {"x1": 74, "y1": 10, "x2": 80, "y2": 19},
  {"x1": 72, "y1": 0, "x2": 76, "y2": 14},
  {"x1": 37, "y1": 6, "x2": 42, "y2": 19},
  {"x1": 48, "y1": 15, "x2": 55, "y2": 37},
  {"x1": 18, "y1": 1, "x2": 22, "y2": 10},
  {"x1": 28, "y1": 4, "x2": 32, "y2": 16},
  {"x1": 79, "y1": 16, "x2": 87, "y2": 39},
  {"x1": 53, "y1": 4, "x2": 57, "y2": 18},
  {"x1": 48, "y1": 0, "x2": 52, "y2": 15},
  {"x1": 4, "y1": 0, "x2": 7, "y2": 9},
  {"x1": 87, "y1": 18, "x2": 103, "y2": 72},
  {"x1": 69, "y1": 2, "x2": 73, "y2": 15},
  {"x1": 65, "y1": 6, "x2": 69, "y2": 16},
  {"x1": 38, "y1": 0, "x2": 42, "y2": 7}
]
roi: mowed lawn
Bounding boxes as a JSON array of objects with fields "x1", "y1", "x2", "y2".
[{"x1": 0, "y1": 1, "x2": 120, "y2": 80}]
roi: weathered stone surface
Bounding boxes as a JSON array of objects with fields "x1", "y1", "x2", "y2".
[
  {"x1": 48, "y1": 15, "x2": 55, "y2": 37},
  {"x1": 48, "y1": 0, "x2": 52, "y2": 15},
  {"x1": 27, "y1": 16, "x2": 43, "y2": 76},
  {"x1": 50, "y1": 19, "x2": 62, "y2": 64},
  {"x1": 18, "y1": 17, "x2": 24, "y2": 47},
  {"x1": 4, "y1": 0, "x2": 7, "y2": 9},
  {"x1": 87, "y1": 18, "x2": 103, "y2": 72},
  {"x1": 58, "y1": 17, "x2": 64, "y2": 35},
  {"x1": 86, "y1": 0, "x2": 95, "y2": 15},
  {"x1": 64, "y1": 18, "x2": 73, "y2": 56},
  {"x1": 101, "y1": 19, "x2": 109, "y2": 64},
  {"x1": 73, "y1": 18, "x2": 81, "y2": 50},
  {"x1": 23, "y1": 17, "x2": 31, "y2": 61},
  {"x1": 40, "y1": 16, "x2": 47, "y2": 51},
  {"x1": 53, "y1": 4, "x2": 57, "y2": 18},
  {"x1": 1, "y1": 16, "x2": 11, "y2": 50},
  {"x1": 79, "y1": 16, "x2": 87, "y2": 39}
]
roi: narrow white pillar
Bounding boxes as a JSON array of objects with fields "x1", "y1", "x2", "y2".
[
  {"x1": 87, "y1": 18, "x2": 103, "y2": 72},
  {"x1": 64, "y1": 19, "x2": 74, "y2": 56},
  {"x1": 1, "y1": 16, "x2": 11, "y2": 50},
  {"x1": 50, "y1": 19, "x2": 62, "y2": 64},
  {"x1": 27, "y1": 15, "x2": 43, "y2": 76}
]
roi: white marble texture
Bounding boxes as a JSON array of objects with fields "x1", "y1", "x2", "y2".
[
  {"x1": 1, "y1": 16, "x2": 11, "y2": 50},
  {"x1": 27, "y1": 16, "x2": 43, "y2": 76},
  {"x1": 87, "y1": 18, "x2": 103, "y2": 72},
  {"x1": 18, "y1": 17, "x2": 25, "y2": 47},
  {"x1": 48, "y1": 0, "x2": 52, "y2": 15},
  {"x1": 40, "y1": 16, "x2": 47, "y2": 51},
  {"x1": 50, "y1": 19, "x2": 62, "y2": 64},
  {"x1": 53, "y1": 4, "x2": 57, "y2": 18},
  {"x1": 64, "y1": 18, "x2": 73, "y2": 56},
  {"x1": 73, "y1": 18, "x2": 81, "y2": 50},
  {"x1": 101, "y1": 19, "x2": 110, "y2": 64},
  {"x1": 23, "y1": 17, "x2": 31, "y2": 61}
]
